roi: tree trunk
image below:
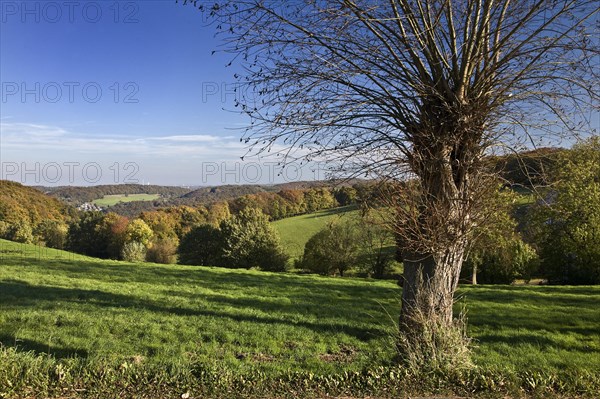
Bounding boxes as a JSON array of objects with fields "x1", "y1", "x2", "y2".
[
  {"x1": 400, "y1": 240, "x2": 466, "y2": 328},
  {"x1": 399, "y1": 138, "x2": 475, "y2": 330},
  {"x1": 471, "y1": 263, "x2": 478, "y2": 285}
]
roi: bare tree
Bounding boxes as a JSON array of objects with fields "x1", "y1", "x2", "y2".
[{"x1": 188, "y1": 0, "x2": 599, "y2": 343}]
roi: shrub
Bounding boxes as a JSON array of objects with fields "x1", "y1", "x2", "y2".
[
  {"x1": 120, "y1": 241, "x2": 147, "y2": 263},
  {"x1": 146, "y1": 238, "x2": 178, "y2": 264},
  {"x1": 258, "y1": 245, "x2": 290, "y2": 272},
  {"x1": 464, "y1": 238, "x2": 538, "y2": 284},
  {"x1": 461, "y1": 188, "x2": 538, "y2": 284},
  {"x1": 358, "y1": 216, "x2": 394, "y2": 278}
]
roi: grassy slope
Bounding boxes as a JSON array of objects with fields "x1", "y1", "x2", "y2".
[
  {"x1": 92, "y1": 193, "x2": 160, "y2": 207},
  {"x1": 0, "y1": 239, "x2": 398, "y2": 376},
  {"x1": 272, "y1": 206, "x2": 360, "y2": 259},
  {"x1": 1, "y1": 239, "x2": 599, "y2": 396}
]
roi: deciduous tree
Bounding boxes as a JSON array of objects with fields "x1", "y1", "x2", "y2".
[
  {"x1": 531, "y1": 137, "x2": 600, "y2": 284},
  {"x1": 190, "y1": 0, "x2": 599, "y2": 358}
]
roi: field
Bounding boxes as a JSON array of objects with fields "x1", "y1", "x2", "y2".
[
  {"x1": 1, "y1": 239, "x2": 599, "y2": 398},
  {"x1": 92, "y1": 193, "x2": 160, "y2": 207},
  {"x1": 272, "y1": 206, "x2": 360, "y2": 259}
]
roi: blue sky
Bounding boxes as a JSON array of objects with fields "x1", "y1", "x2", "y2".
[
  {"x1": 1, "y1": 2, "x2": 596, "y2": 186},
  {"x1": 0, "y1": 1, "x2": 305, "y2": 186}
]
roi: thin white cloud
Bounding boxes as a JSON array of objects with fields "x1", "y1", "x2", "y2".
[
  {"x1": 0, "y1": 122, "x2": 246, "y2": 159},
  {"x1": 0, "y1": 122, "x2": 325, "y2": 185},
  {"x1": 148, "y1": 135, "x2": 223, "y2": 142},
  {"x1": 1, "y1": 122, "x2": 68, "y2": 138}
]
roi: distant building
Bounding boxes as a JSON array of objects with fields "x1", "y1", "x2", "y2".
[{"x1": 77, "y1": 202, "x2": 103, "y2": 212}]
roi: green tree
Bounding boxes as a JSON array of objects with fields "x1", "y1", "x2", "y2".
[
  {"x1": 531, "y1": 137, "x2": 600, "y2": 284},
  {"x1": 299, "y1": 221, "x2": 361, "y2": 277},
  {"x1": 304, "y1": 188, "x2": 337, "y2": 213},
  {"x1": 178, "y1": 224, "x2": 224, "y2": 266},
  {"x1": 5, "y1": 220, "x2": 34, "y2": 244},
  {"x1": 464, "y1": 234, "x2": 538, "y2": 285},
  {"x1": 334, "y1": 186, "x2": 358, "y2": 206},
  {"x1": 35, "y1": 220, "x2": 68, "y2": 249},
  {"x1": 461, "y1": 189, "x2": 538, "y2": 284},
  {"x1": 207, "y1": 201, "x2": 231, "y2": 226},
  {"x1": 358, "y1": 214, "x2": 395, "y2": 279},
  {"x1": 164, "y1": 206, "x2": 208, "y2": 239},
  {"x1": 125, "y1": 219, "x2": 154, "y2": 248},
  {"x1": 67, "y1": 212, "x2": 110, "y2": 258},
  {"x1": 268, "y1": 195, "x2": 289, "y2": 220},
  {"x1": 141, "y1": 210, "x2": 179, "y2": 242},
  {"x1": 220, "y1": 207, "x2": 288, "y2": 271}
]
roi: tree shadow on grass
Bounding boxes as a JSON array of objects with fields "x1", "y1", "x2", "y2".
[
  {"x1": 460, "y1": 285, "x2": 600, "y2": 305},
  {"x1": 458, "y1": 285, "x2": 600, "y2": 352},
  {"x1": 2, "y1": 253, "x2": 398, "y2": 297},
  {"x1": 473, "y1": 332, "x2": 598, "y2": 354},
  {"x1": 0, "y1": 279, "x2": 388, "y2": 347},
  {"x1": 0, "y1": 334, "x2": 88, "y2": 359},
  {"x1": 2, "y1": 254, "x2": 401, "y2": 320},
  {"x1": 5, "y1": 251, "x2": 597, "y2": 357}
]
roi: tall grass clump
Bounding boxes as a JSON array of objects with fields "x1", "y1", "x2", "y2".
[{"x1": 395, "y1": 288, "x2": 473, "y2": 378}]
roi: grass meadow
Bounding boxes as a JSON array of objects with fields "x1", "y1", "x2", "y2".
[
  {"x1": 272, "y1": 206, "x2": 360, "y2": 259},
  {"x1": 1, "y1": 238, "x2": 599, "y2": 398},
  {"x1": 92, "y1": 194, "x2": 160, "y2": 207}
]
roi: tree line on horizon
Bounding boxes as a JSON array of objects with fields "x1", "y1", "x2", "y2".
[{"x1": 1, "y1": 142, "x2": 598, "y2": 285}]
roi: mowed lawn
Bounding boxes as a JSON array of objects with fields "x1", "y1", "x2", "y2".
[
  {"x1": 1, "y1": 239, "x2": 599, "y2": 396},
  {"x1": 272, "y1": 206, "x2": 360, "y2": 259},
  {"x1": 92, "y1": 193, "x2": 160, "y2": 207}
]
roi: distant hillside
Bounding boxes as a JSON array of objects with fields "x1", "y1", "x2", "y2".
[
  {"x1": 36, "y1": 180, "x2": 361, "y2": 217},
  {"x1": 180, "y1": 180, "x2": 360, "y2": 201},
  {"x1": 182, "y1": 184, "x2": 270, "y2": 201},
  {"x1": 27, "y1": 149, "x2": 560, "y2": 219},
  {"x1": 0, "y1": 180, "x2": 75, "y2": 226},
  {"x1": 39, "y1": 184, "x2": 192, "y2": 206},
  {"x1": 106, "y1": 181, "x2": 340, "y2": 217},
  {"x1": 491, "y1": 147, "x2": 564, "y2": 187}
]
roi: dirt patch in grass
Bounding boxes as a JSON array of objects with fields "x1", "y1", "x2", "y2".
[{"x1": 319, "y1": 344, "x2": 357, "y2": 363}]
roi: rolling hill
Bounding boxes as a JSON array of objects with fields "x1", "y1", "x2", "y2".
[
  {"x1": 0, "y1": 180, "x2": 75, "y2": 226},
  {"x1": 272, "y1": 205, "x2": 360, "y2": 259},
  {"x1": 39, "y1": 184, "x2": 192, "y2": 206}
]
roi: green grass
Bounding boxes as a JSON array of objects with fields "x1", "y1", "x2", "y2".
[
  {"x1": 92, "y1": 193, "x2": 160, "y2": 207},
  {"x1": 272, "y1": 206, "x2": 360, "y2": 259},
  {"x1": 1, "y1": 239, "x2": 599, "y2": 397}
]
